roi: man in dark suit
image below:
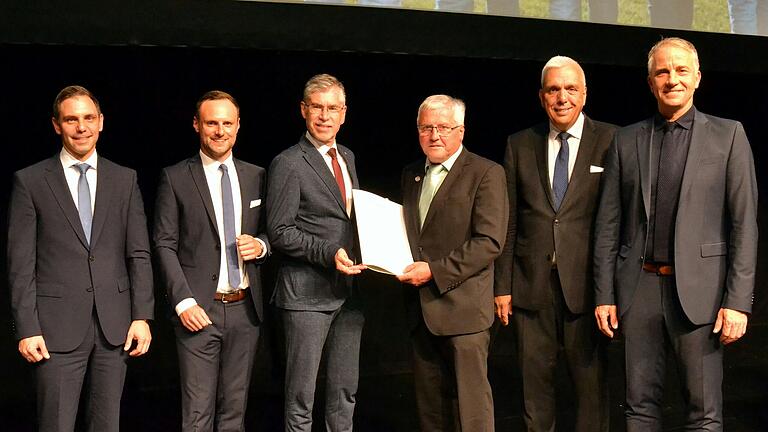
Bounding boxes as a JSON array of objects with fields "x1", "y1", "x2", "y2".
[
  {"x1": 594, "y1": 37, "x2": 758, "y2": 431},
  {"x1": 7, "y1": 85, "x2": 154, "y2": 432},
  {"x1": 398, "y1": 94, "x2": 508, "y2": 432},
  {"x1": 493, "y1": 56, "x2": 615, "y2": 432},
  {"x1": 266, "y1": 74, "x2": 365, "y2": 432},
  {"x1": 153, "y1": 91, "x2": 269, "y2": 431}
]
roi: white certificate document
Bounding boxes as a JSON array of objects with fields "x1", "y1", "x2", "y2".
[{"x1": 352, "y1": 189, "x2": 414, "y2": 275}]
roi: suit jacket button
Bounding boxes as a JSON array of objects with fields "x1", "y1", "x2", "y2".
[
  {"x1": 89, "y1": 256, "x2": 95, "y2": 262},
  {"x1": 86, "y1": 286, "x2": 93, "y2": 292},
  {"x1": 212, "y1": 274, "x2": 217, "y2": 281},
  {"x1": 553, "y1": 219, "x2": 560, "y2": 225},
  {"x1": 545, "y1": 253, "x2": 552, "y2": 261}
]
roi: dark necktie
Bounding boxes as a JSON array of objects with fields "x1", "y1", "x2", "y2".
[
  {"x1": 653, "y1": 122, "x2": 677, "y2": 262},
  {"x1": 552, "y1": 131, "x2": 570, "y2": 211},
  {"x1": 219, "y1": 164, "x2": 241, "y2": 289},
  {"x1": 75, "y1": 163, "x2": 92, "y2": 244},
  {"x1": 328, "y1": 147, "x2": 347, "y2": 207}
]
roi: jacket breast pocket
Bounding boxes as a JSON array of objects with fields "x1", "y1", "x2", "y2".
[{"x1": 701, "y1": 242, "x2": 727, "y2": 257}]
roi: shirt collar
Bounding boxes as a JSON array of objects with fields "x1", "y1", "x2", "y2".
[
  {"x1": 305, "y1": 131, "x2": 338, "y2": 155},
  {"x1": 424, "y1": 145, "x2": 463, "y2": 172},
  {"x1": 548, "y1": 112, "x2": 585, "y2": 140},
  {"x1": 655, "y1": 106, "x2": 696, "y2": 131},
  {"x1": 60, "y1": 147, "x2": 98, "y2": 170},
  {"x1": 199, "y1": 150, "x2": 235, "y2": 172}
]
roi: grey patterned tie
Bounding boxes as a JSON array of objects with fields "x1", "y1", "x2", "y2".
[
  {"x1": 552, "y1": 131, "x2": 570, "y2": 211},
  {"x1": 75, "y1": 163, "x2": 92, "y2": 244},
  {"x1": 219, "y1": 164, "x2": 241, "y2": 289}
]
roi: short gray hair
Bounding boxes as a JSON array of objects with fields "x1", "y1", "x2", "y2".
[
  {"x1": 540, "y1": 56, "x2": 586, "y2": 88},
  {"x1": 303, "y1": 73, "x2": 346, "y2": 103},
  {"x1": 647, "y1": 37, "x2": 699, "y2": 75},
  {"x1": 417, "y1": 94, "x2": 466, "y2": 125}
]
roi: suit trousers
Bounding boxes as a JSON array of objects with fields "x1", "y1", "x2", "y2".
[
  {"x1": 513, "y1": 269, "x2": 608, "y2": 432},
  {"x1": 623, "y1": 270, "x2": 723, "y2": 432},
  {"x1": 36, "y1": 309, "x2": 128, "y2": 432},
  {"x1": 175, "y1": 296, "x2": 261, "y2": 432},
  {"x1": 412, "y1": 322, "x2": 494, "y2": 432},
  {"x1": 281, "y1": 301, "x2": 365, "y2": 432}
]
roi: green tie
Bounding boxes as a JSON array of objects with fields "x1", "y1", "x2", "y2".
[{"x1": 418, "y1": 163, "x2": 447, "y2": 228}]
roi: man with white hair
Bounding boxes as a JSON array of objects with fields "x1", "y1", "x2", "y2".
[
  {"x1": 494, "y1": 56, "x2": 616, "y2": 432},
  {"x1": 399, "y1": 94, "x2": 508, "y2": 432}
]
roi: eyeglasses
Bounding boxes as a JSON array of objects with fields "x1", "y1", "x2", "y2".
[
  {"x1": 302, "y1": 102, "x2": 345, "y2": 115},
  {"x1": 417, "y1": 124, "x2": 462, "y2": 136}
]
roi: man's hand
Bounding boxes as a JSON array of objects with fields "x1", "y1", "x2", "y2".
[
  {"x1": 713, "y1": 307, "x2": 749, "y2": 345},
  {"x1": 236, "y1": 234, "x2": 263, "y2": 261},
  {"x1": 595, "y1": 304, "x2": 619, "y2": 338},
  {"x1": 124, "y1": 320, "x2": 152, "y2": 357},
  {"x1": 179, "y1": 305, "x2": 213, "y2": 332},
  {"x1": 494, "y1": 295, "x2": 513, "y2": 326},
  {"x1": 19, "y1": 335, "x2": 50, "y2": 363},
  {"x1": 397, "y1": 261, "x2": 433, "y2": 286},
  {"x1": 335, "y1": 248, "x2": 367, "y2": 275}
]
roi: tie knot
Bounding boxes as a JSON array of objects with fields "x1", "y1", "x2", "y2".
[
  {"x1": 327, "y1": 147, "x2": 338, "y2": 159},
  {"x1": 75, "y1": 163, "x2": 91, "y2": 174},
  {"x1": 219, "y1": 164, "x2": 228, "y2": 173},
  {"x1": 557, "y1": 131, "x2": 570, "y2": 143}
]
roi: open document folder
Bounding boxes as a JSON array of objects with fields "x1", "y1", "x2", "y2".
[{"x1": 352, "y1": 189, "x2": 414, "y2": 275}]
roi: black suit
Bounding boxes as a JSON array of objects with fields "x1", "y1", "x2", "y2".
[
  {"x1": 494, "y1": 116, "x2": 615, "y2": 431},
  {"x1": 153, "y1": 154, "x2": 269, "y2": 431},
  {"x1": 594, "y1": 109, "x2": 758, "y2": 430},
  {"x1": 402, "y1": 148, "x2": 508, "y2": 432},
  {"x1": 8, "y1": 153, "x2": 154, "y2": 431}
]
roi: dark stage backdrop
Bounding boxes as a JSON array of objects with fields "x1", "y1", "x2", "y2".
[{"x1": 0, "y1": 1, "x2": 766, "y2": 429}]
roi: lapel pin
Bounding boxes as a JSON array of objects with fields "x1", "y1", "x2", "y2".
[{"x1": 415, "y1": 176, "x2": 421, "y2": 182}]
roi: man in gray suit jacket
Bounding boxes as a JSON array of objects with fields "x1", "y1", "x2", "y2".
[
  {"x1": 153, "y1": 91, "x2": 269, "y2": 431},
  {"x1": 594, "y1": 37, "x2": 758, "y2": 431},
  {"x1": 266, "y1": 74, "x2": 365, "y2": 432},
  {"x1": 7, "y1": 85, "x2": 154, "y2": 432},
  {"x1": 494, "y1": 56, "x2": 615, "y2": 432},
  {"x1": 399, "y1": 95, "x2": 508, "y2": 432}
]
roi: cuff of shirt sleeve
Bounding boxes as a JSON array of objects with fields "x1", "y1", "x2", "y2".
[
  {"x1": 254, "y1": 237, "x2": 267, "y2": 259},
  {"x1": 175, "y1": 298, "x2": 198, "y2": 316}
]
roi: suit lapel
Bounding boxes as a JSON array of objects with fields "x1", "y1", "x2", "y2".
[
  {"x1": 299, "y1": 138, "x2": 348, "y2": 215},
  {"x1": 679, "y1": 110, "x2": 708, "y2": 202},
  {"x1": 338, "y1": 145, "x2": 359, "y2": 188},
  {"x1": 403, "y1": 163, "x2": 424, "y2": 241},
  {"x1": 559, "y1": 118, "x2": 596, "y2": 212},
  {"x1": 234, "y1": 158, "x2": 253, "y2": 231},
  {"x1": 188, "y1": 156, "x2": 220, "y2": 239},
  {"x1": 636, "y1": 118, "x2": 653, "y2": 219},
  {"x1": 43, "y1": 156, "x2": 89, "y2": 248},
  {"x1": 533, "y1": 126, "x2": 556, "y2": 210},
  {"x1": 89, "y1": 156, "x2": 113, "y2": 247}
]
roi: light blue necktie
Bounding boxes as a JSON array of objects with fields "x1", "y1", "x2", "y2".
[
  {"x1": 552, "y1": 131, "x2": 570, "y2": 211},
  {"x1": 75, "y1": 163, "x2": 92, "y2": 244},
  {"x1": 219, "y1": 164, "x2": 241, "y2": 289}
]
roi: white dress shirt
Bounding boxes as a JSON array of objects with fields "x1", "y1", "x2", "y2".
[
  {"x1": 547, "y1": 112, "x2": 585, "y2": 187},
  {"x1": 60, "y1": 148, "x2": 98, "y2": 215}
]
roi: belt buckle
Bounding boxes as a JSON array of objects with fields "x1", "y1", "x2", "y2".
[{"x1": 221, "y1": 295, "x2": 230, "y2": 304}]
